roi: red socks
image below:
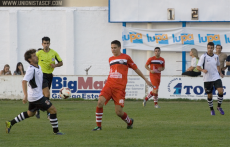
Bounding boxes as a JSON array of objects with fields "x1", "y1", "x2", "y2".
[
  {"x1": 96, "y1": 107, "x2": 132, "y2": 127},
  {"x1": 96, "y1": 107, "x2": 103, "y2": 127},
  {"x1": 145, "y1": 91, "x2": 154, "y2": 101},
  {"x1": 145, "y1": 91, "x2": 158, "y2": 105},
  {"x1": 154, "y1": 94, "x2": 158, "y2": 105},
  {"x1": 121, "y1": 112, "x2": 132, "y2": 126}
]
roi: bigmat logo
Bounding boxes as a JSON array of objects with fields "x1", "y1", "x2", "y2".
[
  {"x1": 198, "y1": 34, "x2": 221, "y2": 45},
  {"x1": 51, "y1": 77, "x2": 107, "y2": 99}
]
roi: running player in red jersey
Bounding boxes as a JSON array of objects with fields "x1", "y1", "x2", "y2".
[
  {"x1": 143, "y1": 47, "x2": 165, "y2": 108},
  {"x1": 92, "y1": 40, "x2": 153, "y2": 131}
]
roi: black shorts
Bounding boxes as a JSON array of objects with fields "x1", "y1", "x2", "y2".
[
  {"x1": 28, "y1": 96, "x2": 52, "y2": 112},
  {"x1": 204, "y1": 79, "x2": 223, "y2": 94},
  {"x1": 42, "y1": 73, "x2": 53, "y2": 89}
]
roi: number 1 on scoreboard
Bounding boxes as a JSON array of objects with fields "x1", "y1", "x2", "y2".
[{"x1": 167, "y1": 8, "x2": 175, "y2": 20}]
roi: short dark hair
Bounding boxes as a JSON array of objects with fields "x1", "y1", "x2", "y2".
[
  {"x1": 24, "y1": 49, "x2": 36, "y2": 63},
  {"x1": 42, "y1": 36, "x2": 50, "y2": 43},
  {"x1": 154, "y1": 47, "x2": 160, "y2": 51},
  {"x1": 37, "y1": 48, "x2": 42, "y2": 51},
  {"x1": 216, "y1": 44, "x2": 222, "y2": 49},
  {"x1": 111, "y1": 40, "x2": 121, "y2": 47},
  {"x1": 207, "y1": 42, "x2": 214, "y2": 48}
]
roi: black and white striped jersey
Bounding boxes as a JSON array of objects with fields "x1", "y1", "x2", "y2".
[
  {"x1": 23, "y1": 65, "x2": 43, "y2": 102},
  {"x1": 197, "y1": 53, "x2": 220, "y2": 82}
]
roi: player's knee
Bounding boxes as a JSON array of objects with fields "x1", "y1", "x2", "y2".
[
  {"x1": 97, "y1": 100, "x2": 103, "y2": 108},
  {"x1": 218, "y1": 89, "x2": 223, "y2": 95},
  {"x1": 207, "y1": 93, "x2": 212, "y2": 99},
  {"x1": 27, "y1": 111, "x2": 35, "y2": 117},
  {"x1": 97, "y1": 101, "x2": 103, "y2": 108},
  {"x1": 152, "y1": 89, "x2": 158, "y2": 94},
  {"x1": 218, "y1": 93, "x2": 223, "y2": 97},
  {"x1": 115, "y1": 110, "x2": 123, "y2": 117},
  {"x1": 97, "y1": 97, "x2": 105, "y2": 108},
  {"x1": 44, "y1": 93, "x2": 50, "y2": 98},
  {"x1": 48, "y1": 106, "x2": 57, "y2": 114}
]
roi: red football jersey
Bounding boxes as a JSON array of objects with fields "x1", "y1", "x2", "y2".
[
  {"x1": 146, "y1": 56, "x2": 165, "y2": 76},
  {"x1": 106, "y1": 53, "x2": 138, "y2": 90}
]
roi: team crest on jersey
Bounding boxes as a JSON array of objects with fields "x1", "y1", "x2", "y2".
[
  {"x1": 52, "y1": 58, "x2": 55, "y2": 61},
  {"x1": 119, "y1": 60, "x2": 124, "y2": 64},
  {"x1": 119, "y1": 99, "x2": 124, "y2": 105},
  {"x1": 45, "y1": 100, "x2": 50, "y2": 105}
]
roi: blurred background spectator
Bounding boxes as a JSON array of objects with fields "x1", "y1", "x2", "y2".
[
  {"x1": 13, "y1": 62, "x2": 26, "y2": 75},
  {"x1": 182, "y1": 48, "x2": 201, "y2": 77},
  {"x1": 0, "y1": 64, "x2": 12, "y2": 75},
  {"x1": 215, "y1": 45, "x2": 227, "y2": 75}
]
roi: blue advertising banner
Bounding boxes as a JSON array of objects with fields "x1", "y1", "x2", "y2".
[{"x1": 123, "y1": 27, "x2": 230, "y2": 52}]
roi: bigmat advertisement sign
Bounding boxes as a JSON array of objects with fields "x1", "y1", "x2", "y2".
[
  {"x1": 149, "y1": 76, "x2": 230, "y2": 100},
  {"x1": 51, "y1": 76, "x2": 145, "y2": 99}
]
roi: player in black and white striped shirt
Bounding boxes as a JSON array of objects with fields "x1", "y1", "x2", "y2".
[
  {"x1": 197, "y1": 42, "x2": 225, "y2": 116},
  {"x1": 5, "y1": 49, "x2": 64, "y2": 135}
]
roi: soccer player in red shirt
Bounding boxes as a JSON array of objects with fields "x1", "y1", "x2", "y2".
[
  {"x1": 143, "y1": 47, "x2": 165, "y2": 108},
  {"x1": 92, "y1": 40, "x2": 153, "y2": 131}
]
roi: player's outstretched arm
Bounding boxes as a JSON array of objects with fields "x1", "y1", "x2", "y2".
[
  {"x1": 22, "y1": 80, "x2": 28, "y2": 104},
  {"x1": 134, "y1": 68, "x2": 153, "y2": 87}
]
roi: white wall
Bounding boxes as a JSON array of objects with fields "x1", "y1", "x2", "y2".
[
  {"x1": 0, "y1": 11, "x2": 10, "y2": 71},
  {"x1": 0, "y1": 7, "x2": 230, "y2": 76},
  {"x1": 0, "y1": 7, "x2": 121, "y2": 76},
  {"x1": 74, "y1": 9, "x2": 122, "y2": 75},
  {"x1": 110, "y1": 0, "x2": 230, "y2": 22}
]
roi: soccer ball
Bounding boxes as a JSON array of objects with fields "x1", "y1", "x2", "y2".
[{"x1": 59, "y1": 87, "x2": 71, "y2": 99}]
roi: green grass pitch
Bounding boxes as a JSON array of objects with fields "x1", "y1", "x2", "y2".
[{"x1": 0, "y1": 100, "x2": 229, "y2": 147}]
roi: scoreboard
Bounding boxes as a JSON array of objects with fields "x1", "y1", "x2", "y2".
[{"x1": 109, "y1": 0, "x2": 230, "y2": 22}]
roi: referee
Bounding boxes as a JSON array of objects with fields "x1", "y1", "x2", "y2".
[{"x1": 36, "y1": 36, "x2": 63, "y2": 119}]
